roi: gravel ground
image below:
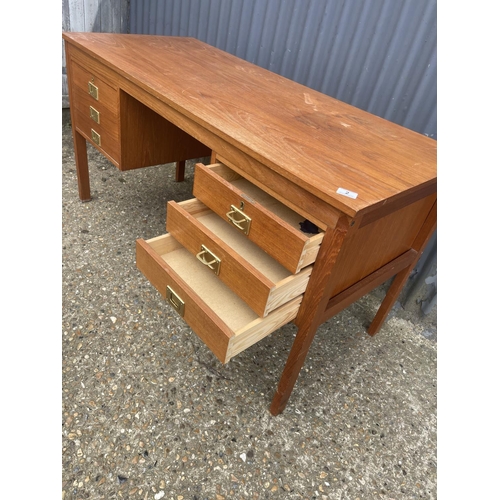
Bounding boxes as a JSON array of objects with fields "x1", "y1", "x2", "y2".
[{"x1": 62, "y1": 110, "x2": 437, "y2": 500}]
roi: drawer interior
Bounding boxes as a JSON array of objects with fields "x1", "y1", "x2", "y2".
[
  {"x1": 176, "y1": 199, "x2": 291, "y2": 283},
  {"x1": 148, "y1": 235, "x2": 276, "y2": 333},
  {"x1": 194, "y1": 162, "x2": 325, "y2": 273},
  {"x1": 140, "y1": 234, "x2": 302, "y2": 362},
  {"x1": 165, "y1": 247, "x2": 256, "y2": 333},
  {"x1": 206, "y1": 163, "x2": 324, "y2": 236},
  {"x1": 170, "y1": 199, "x2": 313, "y2": 317}
]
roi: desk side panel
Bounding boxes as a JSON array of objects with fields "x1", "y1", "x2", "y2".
[{"x1": 329, "y1": 193, "x2": 436, "y2": 298}]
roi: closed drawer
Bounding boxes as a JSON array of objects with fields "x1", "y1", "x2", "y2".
[
  {"x1": 70, "y1": 58, "x2": 119, "y2": 114},
  {"x1": 69, "y1": 59, "x2": 120, "y2": 163},
  {"x1": 193, "y1": 163, "x2": 324, "y2": 274},
  {"x1": 136, "y1": 234, "x2": 302, "y2": 364},
  {"x1": 167, "y1": 198, "x2": 312, "y2": 317}
]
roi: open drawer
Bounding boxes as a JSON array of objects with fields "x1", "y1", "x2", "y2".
[
  {"x1": 167, "y1": 198, "x2": 312, "y2": 317},
  {"x1": 136, "y1": 234, "x2": 302, "y2": 363},
  {"x1": 193, "y1": 162, "x2": 324, "y2": 274}
]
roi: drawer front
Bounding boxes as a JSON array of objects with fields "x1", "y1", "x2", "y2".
[
  {"x1": 69, "y1": 59, "x2": 120, "y2": 163},
  {"x1": 167, "y1": 199, "x2": 312, "y2": 317},
  {"x1": 193, "y1": 163, "x2": 323, "y2": 274},
  {"x1": 136, "y1": 234, "x2": 301, "y2": 363},
  {"x1": 70, "y1": 58, "x2": 119, "y2": 114}
]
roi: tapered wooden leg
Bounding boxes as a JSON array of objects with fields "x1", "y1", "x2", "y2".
[
  {"x1": 269, "y1": 323, "x2": 321, "y2": 416},
  {"x1": 175, "y1": 160, "x2": 186, "y2": 182},
  {"x1": 270, "y1": 217, "x2": 351, "y2": 415},
  {"x1": 367, "y1": 199, "x2": 437, "y2": 336},
  {"x1": 367, "y1": 266, "x2": 413, "y2": 336},
  {"x1": 73, "y1": 131, "x2": 91, "y2": 201}
]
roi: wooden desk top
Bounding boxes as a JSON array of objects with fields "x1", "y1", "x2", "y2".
[{"x1": 63, "y1": 32, "x2": 437, "y2": 217}]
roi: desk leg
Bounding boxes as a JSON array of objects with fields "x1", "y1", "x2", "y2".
[
  {"x1": 367, "y1": 200, "x2": 437, "y2": 336},
  {"x1": 367, "y1": 266, "x2": 413, "y2": 336},
  {"x1": 270, "y1": 217, "x2": 350, "y2": 415},
  {"x1": 175, "y1": 160, "x2": 186, "y2": 182},
  {"x1": 73, "y1": 131, "x2": 91, "y2": 202}
]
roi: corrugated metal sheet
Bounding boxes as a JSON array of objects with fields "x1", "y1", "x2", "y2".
[
  {"x1": 62, "y1": 0, "x2": 130, "y2": 106},
  {"x1": 130, "y1": 0, "x2": 436, "y2": 139}
]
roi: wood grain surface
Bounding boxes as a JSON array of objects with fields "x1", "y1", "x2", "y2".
[
  {"x1": 62, "y1": 32, "x2": 437, "y2": 217},
  {"x1": 193, "y1": 162, "x2": 314, "y2": 274}
]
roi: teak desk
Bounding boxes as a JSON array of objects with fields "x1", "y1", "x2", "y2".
[{"x1": 63, "y1": 32, "x2": 437, "y2": 415}]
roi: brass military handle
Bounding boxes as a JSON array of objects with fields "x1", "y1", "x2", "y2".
[
  {"x1": 226, "y1": 205, "x2": 252, "y2": 235},
  {"x1": 88, "y1": 80, "x2": 99, "y2": 100},
  {"x1": 196, "y1": 245, "x2": 221, "y2": 275},
  {"x1": 89, "y1": 105, "x2": 100, "y2": 124},
  {"x1": 91, "y1": 129, "x2": 101, "y2": 146},
  {"x1": 166, "y1": 286, "x2": 185, "y2": 317}
]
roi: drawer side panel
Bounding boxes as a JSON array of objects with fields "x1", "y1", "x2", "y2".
[{"x1": 228, "y1": 296, "x2": 302, "y2": 360}]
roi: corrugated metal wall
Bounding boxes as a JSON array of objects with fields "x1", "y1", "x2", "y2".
[
  {"x1": 62, "y1": 0, "x2": 130, "y2": 106},
  {"x1": 130, "y1": 0, "x2": 436, "y2": 139}
]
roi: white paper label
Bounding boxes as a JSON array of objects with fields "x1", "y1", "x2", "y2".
[{"x1": 336, "y1": 187, "x2": 358, "y2": 199}]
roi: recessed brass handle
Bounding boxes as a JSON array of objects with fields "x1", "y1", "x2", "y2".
[
  {"x1": 89, "y1": 106, "x2": 100, "y2": 124},
  {"x1": 166, "y1": 286, "x2": 185, "y2": 317},
  {"x1": 91, "y1": 129, "x2": 101, "y2": 146},
  {"x1": 88, "y1": 81, "x2": 99, "y2": 100},
  {"x1": 226, "y1": 205, "x2": 251, "y2": 235},
  {"x1": 196, "y1": 245, "x2": 221, "y2": 275}
]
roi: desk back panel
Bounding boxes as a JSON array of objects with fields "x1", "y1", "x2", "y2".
[{"x1": 120, "y1": 91, "x2": 211, "y2": 170}]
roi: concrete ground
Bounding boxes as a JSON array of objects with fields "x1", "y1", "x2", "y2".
[{"x1": 62, "y1": 109, "x2": 437, "y2": 500}]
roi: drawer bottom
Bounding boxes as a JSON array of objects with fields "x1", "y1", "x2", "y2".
[{"x1": 136, "y1": 234, "x2": 302, "y2": 363}]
